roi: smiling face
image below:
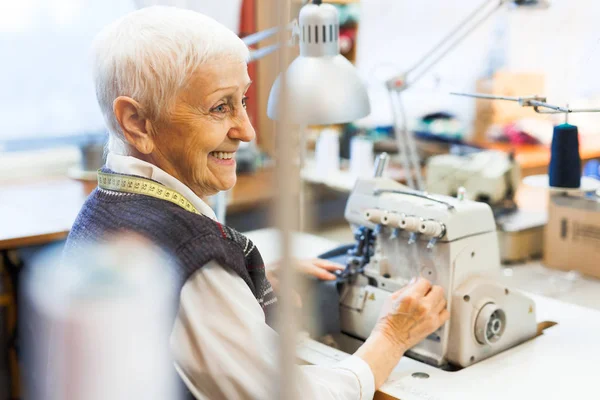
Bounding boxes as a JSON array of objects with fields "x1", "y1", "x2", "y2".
[{"x1": 149, "y1": 57, "x2": 255, "y2": 197}]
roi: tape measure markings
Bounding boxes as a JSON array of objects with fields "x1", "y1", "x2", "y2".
[{"x1": 98, "y1": 171, "x2": 200, "y2": 215}]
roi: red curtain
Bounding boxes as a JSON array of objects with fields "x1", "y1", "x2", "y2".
[{"x1": 239, "y1": 0, "x2": 259, "y2": 144}]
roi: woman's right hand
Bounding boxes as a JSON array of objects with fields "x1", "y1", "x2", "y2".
[
  {"x1": 354, "y1": 277, "x2": 449, "y2": 389},
  {"x1": 373, "y1": 277, "x2": 449, "y2": 351}
]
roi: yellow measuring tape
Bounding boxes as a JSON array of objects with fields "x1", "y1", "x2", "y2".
[{"x1": 97, "y1": 171, "x2": 200, "y2": 215}]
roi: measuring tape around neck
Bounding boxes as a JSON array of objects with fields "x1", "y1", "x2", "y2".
[{"x1": 97, "y1": 171, "x2": 200, "y2": 215}]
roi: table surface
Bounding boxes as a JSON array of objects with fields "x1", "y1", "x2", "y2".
[
  {"x1": 2, "y1": 135, "x2": 600, "y2": 251},
  {"x1": 0, "y1": 169, "x2": 275, "y2": 251},
  {"x1": 246, "y1": 228, "x2": 600, "y2": 400}
]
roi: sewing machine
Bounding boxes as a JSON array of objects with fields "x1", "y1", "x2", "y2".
[
  {"x1": 426, "y1": 150, "x2": 520, "y2": 210},
  {"x1": 330, "y1": 171, "x2": 538, "y2": 368},
  {"x1": 426, "y1": 149, "x2": 547, "y2": 263}
]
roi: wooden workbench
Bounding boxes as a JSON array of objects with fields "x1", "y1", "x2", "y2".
[{"x1": 0, "y1": 169, "x2": 275, "y2": 251}]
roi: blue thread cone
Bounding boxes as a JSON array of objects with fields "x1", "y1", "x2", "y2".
[{"x1": 549, "y1": 124, "x2": 581, "y2": 189}]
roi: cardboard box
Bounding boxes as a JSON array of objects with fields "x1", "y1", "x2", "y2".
[{"x1": 544, "y1": 194, "x2": 600, "y2": 278}]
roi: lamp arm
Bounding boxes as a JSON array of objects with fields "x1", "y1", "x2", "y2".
[
  {"x1": 243, "y1": 21, "x2": 300, "y2": 63},
  {"x1": 385, "y1": 0, "x2": 506, "y2": 191},
  {"x1": 386, "y1": 0, "x2": 505, "y2": 91},
  {"x1": 242, "y1": 20, "x2": 298, "y2": 46},
  {"x1": 248, "y1": 43, "x2": 283, "y2": 63}
]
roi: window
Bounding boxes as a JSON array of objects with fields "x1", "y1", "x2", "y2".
[{"x1": 0, "y1": 0, "x2": 137, "y2": 151}]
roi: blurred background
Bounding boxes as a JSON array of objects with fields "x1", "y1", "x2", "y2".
[{"x1": 1, "y1": 0, "x2": 600, "y2": 398}]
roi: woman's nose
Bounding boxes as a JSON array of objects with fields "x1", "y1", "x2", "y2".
[{"x1": 229, "y1": 111, "x2": 256, "y2": 142}]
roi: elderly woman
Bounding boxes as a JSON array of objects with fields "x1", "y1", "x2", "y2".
[{"x1": 64, "y1": 6, "x2": 448, "y2": 400}]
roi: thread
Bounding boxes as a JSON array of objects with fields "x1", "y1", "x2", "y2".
[{"x1": 549, "y1": 124, "x2": 581, "y2": 189}]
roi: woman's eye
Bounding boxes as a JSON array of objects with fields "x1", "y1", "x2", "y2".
[
  {"x1": 242, "y1": 96, "x2": 248, "y2": 109},
  {"x1": 212, "y1": 104, "x2": 229, "y2": 113}
]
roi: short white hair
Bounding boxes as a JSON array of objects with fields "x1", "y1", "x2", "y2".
[{"x1": 92, "y1": 6, "x2": 249, "y2": 155}]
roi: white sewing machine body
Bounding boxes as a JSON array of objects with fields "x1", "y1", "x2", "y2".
[
  {"x1": 339, "y1": 177, "x2": 537, "y2": 368},
  {"x1": 426, "y1": 150, "x2": 520, "y2": 206}
]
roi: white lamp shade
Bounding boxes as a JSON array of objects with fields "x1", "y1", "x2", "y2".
[{"x1": 267, "y1": 54, "x2": 371, "y2": 125}]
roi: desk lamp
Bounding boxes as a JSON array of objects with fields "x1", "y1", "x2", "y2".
[
  {"x1": 243, "y1": 1, "x2": 370, "y2": 399},
  {"x1": 211, "y1": 1, "x2": 372, "y2": 225},
  {"x1": 385, "y1": 0, "x2": 550, "y2": 190},
  {"x1": 243, "y1": 1, "x2": 370, "y2": 124}
]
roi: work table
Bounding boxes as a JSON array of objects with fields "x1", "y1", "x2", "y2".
[{"x1": 247, "y1": 228, "x2": 600, "y2": 400}]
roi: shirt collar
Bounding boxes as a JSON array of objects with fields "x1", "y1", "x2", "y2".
[{"x1": 106, "y1": 153, "x2": 218, "y2": 221}]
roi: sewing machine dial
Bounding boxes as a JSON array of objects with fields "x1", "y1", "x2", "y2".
[{"x1": 419, "y1": 263, "x2": 437, "y2": 283}]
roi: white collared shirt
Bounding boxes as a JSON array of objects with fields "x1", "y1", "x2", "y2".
[{"x1": 107, "y1": 153, "x2": 376, "y2": 400}]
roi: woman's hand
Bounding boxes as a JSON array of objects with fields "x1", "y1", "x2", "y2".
[
  {"x1": 295, "y1": 258, "x2": 345, "y2": 281},
  {"x1": 373, "y1": 277, "x2": 449, "y2": 351},
  {"x1": 266, "y1": 258, "x2": 344, "y2": 286},
  {"x1": 355, "y1": 277, "x2": 449, "y2": 389},
  {"x1": 266, "y1": 258, "x2": 345, "y2": 306}
]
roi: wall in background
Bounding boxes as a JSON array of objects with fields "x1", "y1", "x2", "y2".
[
  {"x1": 0, "y1": 0, "x2": 135, "y2": 141},
  {"x1": 356, "y1": 0, "x2": 600, "y2": 136},
  {"x1": 0, "y1": 0, "x2": 245, "y2": 144}
]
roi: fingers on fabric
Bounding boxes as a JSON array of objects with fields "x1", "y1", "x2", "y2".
[
  {"x1": 302, "y1": 262, "x2": 338, "y2": 280},
  {"x1": 311, "y1": 259, "x2": 345, "y2": 271}
]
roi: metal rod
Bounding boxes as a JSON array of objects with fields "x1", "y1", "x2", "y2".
[
  {"x1": 389, "y1": 91, "x2": 416, "y2": 189},
  {"x1": 274, "y1": 1, "x2": 298, "y2": 399},
  {"x1": 396, "y1": 93, "x2": 425, "y2": 190},
  {"x1": 450, "y1": 92, "x2": 523, "y2": 102},
  {"x1": 242, "y1": 22, "x2": 296, "y2": 46},
  {"x1": 299, "y1": 125, "x2": 307, "y2": 231},
  {"x1": 407, "y1": 0, "x2": 504, "y2": 87},
  {"x1": 407, "y1": 0, "x2": 500, "y2": 76},
  {"x1": 399, "y1": 102, "x2": 423, "y2": 190},
  {"x1": 451, "y1": 92, "x2": 600, "y2": 114},
  {"x1": 388, "y1": 0, "x2": 504, "y2": 91},
  {"x1": 248, "y1": 43, "x2": 282, "y2": 62},
  {"x1": 529, "y1": 100, "x2": 569, "y2": 112},
  {"x1": 374, "y1": 152, "x2": 390, "y2": 178}
]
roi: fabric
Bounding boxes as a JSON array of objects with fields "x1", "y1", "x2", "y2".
[{"x1": 63, "y1": 153, "x2": 375, "y2": 400}]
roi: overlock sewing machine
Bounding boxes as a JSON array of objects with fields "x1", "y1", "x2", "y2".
[
  {"x1": 425, "y1": 149, "x2": 520, "y2": 213},
  {"x1": 324, "y1": 155, "x2": 537, "y2": 369}
]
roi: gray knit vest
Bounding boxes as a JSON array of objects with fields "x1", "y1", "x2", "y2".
[{"x1": 63, "y1": 172, "x2": 278, "y2": 326}]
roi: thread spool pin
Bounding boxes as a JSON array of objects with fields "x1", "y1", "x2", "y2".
[
  {"x1": 427, "y1": 238, "x2": 438, "y2": 250},
  {"x1": 408, "y1": 232, "x2": 418, "y2": 245}
]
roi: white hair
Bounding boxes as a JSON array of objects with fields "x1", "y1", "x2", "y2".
[{"x1": 92, "y1": 6, "x2": 250, "y2": 155}]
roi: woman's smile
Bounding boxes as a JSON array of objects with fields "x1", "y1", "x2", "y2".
[{"x1": 209, "y1": 151, "x2": 236, "y2": 166}]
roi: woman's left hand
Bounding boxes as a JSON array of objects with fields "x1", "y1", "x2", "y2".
[
  {"x1": 266, "y1": 258, "x2": 344, "y2": 283},
  {"x1": 266, "y1": 258, "x2": 345, "y2": 306},
  {"x1": 295, "y1": 258, "x2": 345, "y2": 281}
]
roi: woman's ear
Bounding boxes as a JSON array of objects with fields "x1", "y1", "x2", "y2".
[{"x1": 113, "y1": 96, "x2": 155, "y2": 155}]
